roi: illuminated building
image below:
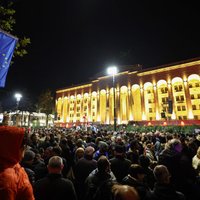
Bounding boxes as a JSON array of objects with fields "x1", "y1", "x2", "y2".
[{"x1": 55, "y1": 57, "x2": 200, "y2": 127}]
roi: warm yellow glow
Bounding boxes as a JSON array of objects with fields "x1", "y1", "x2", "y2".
[
  {"x1": 148, "y1": 122, "x2": 152, "y2": 126},
  {"x1": 156, "y1": 111, "x2": 160, "y2": 120},
  {"x1": 188, "y1": 109, "x2": 194, "y2": 119},
  {"x1": 157, "y1": 80, "x2": 167, "y2": 87},
  {"x1": 188, "y1": 74, "x2": 200, "y2": 81},
  {"x1": 56, "y1": 83, "x2": 92, "y2": 93},
  {"x1": 181, "y1": 121, "x2": 185, "y2": 126},
  {"x1": 171, "y1": 113, "x2": 176, "y2": 120},
  {"x1": 142, "y1": 112, "x2": 147, "y2": 120},
  {"x1": 171, "y1": 77, "x2": 183, "y2": 84},
  {"x1": 129, "y1": 113, "x2": 133, "y2": 121},
  {"x1": 144, "y1": 82, "x2": 153, "y2": 90},
  {"x1": 137, "y1": 60, "x2": 200, "y2": 76},
  {"x1": 163, "y1": 121, "x2": 167, "y2": 126}
]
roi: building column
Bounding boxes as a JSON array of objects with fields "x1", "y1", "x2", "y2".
[
  {"x1": 97, "y1": 92, "x2": 100, "y2": 122},
  {"x1": 88, "y1": 94, "x2": 91, "y2": 122},
  {"x1": 167, "y1": 82, "x2": 176, "y2": 119},
  {"x1": 153, "y1": 85, "x2": 160, "y2": 120},
  {"x1": 116, "y1": 89, "x2": 120, "y2": 124},
  {"x1": 140, "y1": 87, "x2": 146, "y2": 120},
  {"x1": 183, "y1": 80, "x2": 193, "y2": 119}
]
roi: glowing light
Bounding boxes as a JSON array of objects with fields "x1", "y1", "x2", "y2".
[
  {"x1": 148, "y1": 122, "x2": 152, "y2": 126},
  {"x1": 107, "y1": 66, "x2": 118, "y2": 75},
  {"x1": 163, "y1": 121, "x2": 167, "y2": 126},
  {"x1": 181, "y1": 121, "x2": 185, "y2": 126}
]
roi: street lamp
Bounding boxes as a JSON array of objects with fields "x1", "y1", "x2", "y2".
[
  {"x1": 107, "y1": 66, "x2": 118, "y2": 131},
  {"x1": 14, "y1": 93, "x2": 22, "y2": 110}
]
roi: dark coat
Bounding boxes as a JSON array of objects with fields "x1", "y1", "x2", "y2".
[
  {"x1": 84, "y1": 169, "x2": 117, "y2": 200},
  {"x1": 145, "y1": 183, "x2": 185, "y2": 200},
  {"x1": 109, "y1": 155, "x2": 131, "y2": 183},
  {"x1": 33, "y1": 173, "x2": 77, "y2": 200},
  {"x1": 122, "y1": 175, "x2": 150, "y2": 200}
]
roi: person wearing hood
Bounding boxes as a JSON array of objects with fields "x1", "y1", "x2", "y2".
[{"x1": 0, "y1": 126, "x2": 34, "y2": 200}]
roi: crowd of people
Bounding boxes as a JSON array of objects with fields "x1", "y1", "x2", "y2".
[{"x1": 1, "y1": 125, "x2": 200, "y2": 200}]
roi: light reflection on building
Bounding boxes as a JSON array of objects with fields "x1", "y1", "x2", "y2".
[{"x1": 55, "y1": 58, "x2": 200, "y2": 127}]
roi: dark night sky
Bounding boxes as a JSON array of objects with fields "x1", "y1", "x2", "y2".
[{"x1": 2, "y1": 0, "x2": 200, "y2": 105}]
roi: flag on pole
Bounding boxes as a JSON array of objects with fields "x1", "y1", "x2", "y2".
[{"x1": 0, "y1": 30, "x2": 18, "y2": 87}]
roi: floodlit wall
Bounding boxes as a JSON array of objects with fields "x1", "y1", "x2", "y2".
[{"x1": 55, "y1": 58, "x2": 200, "y2": 126}]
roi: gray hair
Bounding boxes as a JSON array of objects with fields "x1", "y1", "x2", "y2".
[{"x1": 48, "y1": 156, "x2": 63, "y2": 168}]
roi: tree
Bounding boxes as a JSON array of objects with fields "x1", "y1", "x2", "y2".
[
  {"x1": 0, "y1": 0, "x2": 30, "y2": 58},
  {"x1": 36, "y1": 90, "x2": 55, "y2": 127}
]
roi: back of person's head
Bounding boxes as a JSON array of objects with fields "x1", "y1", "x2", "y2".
[
  {"x1": 139, "y1": 155, "x2": 150, "y2": 168},
  {"x1": 97, "y1": 155, "x2": 110, "y2": 173},
  {"x1": 0, "y1": 126, "x2": 26, "y2": 168},
  {"x1": 112, "y1": 184, "x2": 139, "y2": 200},
  {"x1": 114, "y1": 144, "x2": 126, "y2": 155},
  {"x1": 52, "y1": 146, "x2": 62, "y2": 156},
  {"x1": 129, "y1": 164, "x2": 145, "y2": 179},
  {"x1": 153, "y1": 164, "x2": 170, "y2": 184},
  {"x1": 167, "y1": 138, "x2": 182, "y2": 153},
  {"x1": 48, "y1": 156, "x2": 63, "y2": 173},
  {"x1": 84, "y1": 146, "x2": 95, "y2": 159},
  {"x1": 22, "y1": 150, "x2": 35, "y2": 163},
  {"x1": 75, "y1": 147, "x2": 85, "y2": 159}
]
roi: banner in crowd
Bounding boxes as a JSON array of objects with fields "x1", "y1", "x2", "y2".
[{"x1": 0, "y1": 30, "x2": 18, "y2": 87}]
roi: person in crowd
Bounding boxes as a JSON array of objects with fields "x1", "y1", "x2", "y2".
[
  {"x1": 74, "y1": 147, "x2": 85, "y2": 163},
  {"x1": 84, "y1": 155, "x2": 117, "y2": 200},
  {"x1": 74, "y1": 146, "x2": 97, "y2": 200},
  {"x1": 158, "y1": 138, "x2": 199, "y2": 199},
  {"x1": 139, "y1": 155, "x2": 156, "y2": 190},
  {"x1": 33, "y1": 155, "x2": 77, "y2": 200},
  {"x1": 109, "y1": 144, "x2": 132, "y2": 183},
  {"x1": 0, "y1": 126, "x2": 34, "y2": 200},
  {"x1": 122, "y1": 163, "x2": 150, "y2": 200},
  {"x1": 192, "y1": 146, "x2": 200, "y2": 176},
  {"x1": 145, "y1": 164, "x2": 185, "y2": 200},
  {"x1": 20, "y1": 149, "x2": 36, "y2": 185},
  {"x1": 112, "y1": 184, "x2": 139, "y2": 200},
  {"x1": 126, "y1": 139, "x2": 140, "y2": 164}
]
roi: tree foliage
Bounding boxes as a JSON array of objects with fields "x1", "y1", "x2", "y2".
[
  {"x1": 0, "y1": 0, "x2": 30, "y2": 58},
  {"x1": 36, "y1": 90, "x2": 54, "y2": 115}
]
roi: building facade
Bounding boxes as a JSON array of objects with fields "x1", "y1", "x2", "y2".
[{"x1": 55, "y1": 58, "x2": 200, "y2": 127}]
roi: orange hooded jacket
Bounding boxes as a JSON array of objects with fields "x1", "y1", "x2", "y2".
[{"x1": 0, "y1": 126, "x2": 35, "y2": 200}]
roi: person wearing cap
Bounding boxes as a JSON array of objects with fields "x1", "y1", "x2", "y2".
[
  {"x1": 0, "y1": 126, "x2": 34, "y2": 200},
  {"x1": 122, "y1": 164, "x2": 150, "y2": 200},
  {"x1": 74, "y1": 146, "x2": 97, "y2": 200}
]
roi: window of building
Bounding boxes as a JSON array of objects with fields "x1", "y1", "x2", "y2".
[
  {"x1": 84, "y1": 106, "x2": 87, "y2": 111},
  {"x1": 84, "y1": 99, "x2": 87, "y2": 103},
  {"x1": 177, "y1": 106, "x2": 181, "y2": 111},
  {"x1": 149, "y1": 108, "x2": 153, "y2": 113},
  {"x1": 76, "y1": 113, "x2": 80, "y2": 117},
  {"x1": 197, "y1": 94, "x2": 200, "y2": 99},
  {"x1": 182, "y1": 106, "x2": 186, "y2": 111},
  {"x1": 180, "y1": 95, "x2": 184, "y2": 101},
  {"x1": 191, "y1": 94, "x2": 195, "y2": 99},
  {"x1": 192, "y1": 105, "x2": 197, "y2": 110},
  {"x1": 92, "y1": 112, "x2": 95, "y2": 116},
  {"x1": 195, "y1": 83, "x2": 200, "y2": 87}
]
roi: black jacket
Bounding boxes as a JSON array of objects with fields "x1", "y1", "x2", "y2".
[
  {"x1": 33, "y1": 173, "x2": 77, "y2": 200},
  {"x1": 145, "y1": 183, "x2": 185, "y2": 200}
]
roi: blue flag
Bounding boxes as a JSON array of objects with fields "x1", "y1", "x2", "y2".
[{"x1": 0, "y1": 31, "x2": 18, "y2": 87}]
